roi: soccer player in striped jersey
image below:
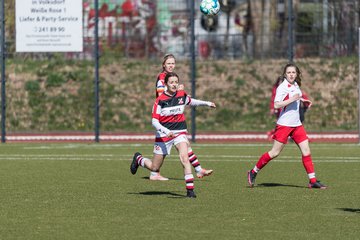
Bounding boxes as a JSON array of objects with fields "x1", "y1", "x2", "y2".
[
  {"x1": 247, "y1": 63, "x2": 327, "y2": 189},
  {"x1": 130, "y1": 72, "x2": 216, "y2": 198},
  {"x1": 149, "y1": 53, "x2": 213, "y2": 181}
]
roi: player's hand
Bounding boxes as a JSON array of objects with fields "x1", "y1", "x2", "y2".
[
  {"x1": 292, "y1": 93, "x2": 301, "y2": 101},
  {"x1": 167, "y1": 132, "x2": 175, "y2": 138},
  {"x1": 301, "y1": 98, "x2": 312, "y2": 108},
  {"x1": 209, "y1": 102, "x2": 216, "y2": 108}
]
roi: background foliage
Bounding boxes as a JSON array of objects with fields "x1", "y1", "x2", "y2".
[{"x1": 5, "y1": 57, "x2": 359, "y2": 133}]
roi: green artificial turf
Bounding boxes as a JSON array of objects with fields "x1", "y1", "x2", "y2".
[{"x1": 0, "y1": 143, "x2": 359, "y2": 240}]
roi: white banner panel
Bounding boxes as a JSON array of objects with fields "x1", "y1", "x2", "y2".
[{"x1": 16, "y1": 0, "x2": 83, "y2": 52}]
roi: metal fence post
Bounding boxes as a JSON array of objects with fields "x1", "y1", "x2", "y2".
[
  {"x1": 94, "y1": 0, "x2": 100, "y2": 142},
  {"x1": 358, "y1": 27, "x2": 360, "y2": 144},
  {"x1": 288, "y1": 0, "x2": 294, "y2": 62},
  {"x1": 1, "y1": 0, "x2": 5, "y2": 143},
  {"x1": 190, "y1": 0, "x2": 196, "y2": 142}
]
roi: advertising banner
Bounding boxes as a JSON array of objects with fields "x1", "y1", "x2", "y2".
[{"x1": 16, "y1": 0, "x2": 83, "y2": 52}]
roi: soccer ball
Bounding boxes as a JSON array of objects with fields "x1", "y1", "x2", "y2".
[{"x1": 200, "y1": 0, "x2": 220, "y2": 16}]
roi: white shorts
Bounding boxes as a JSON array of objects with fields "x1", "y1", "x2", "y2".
[{"x1": 153, "y1": 134, "x2": 189, "y2": 155}]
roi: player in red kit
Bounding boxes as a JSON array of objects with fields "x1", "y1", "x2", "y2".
[
  {"x1": 130, "y1": 72, "x2": 216, "y2": 198},
  {"x1": 248, "y1": 63, "x2": 327, "y2": 189}
]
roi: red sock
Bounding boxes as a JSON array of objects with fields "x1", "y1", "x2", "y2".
[
  {"x1": 302, "y1": 155, "x2": 316, "y2": 183},
  {"x1": 255, "y1": 152, "x2": 272, "y2": 170},
  {"x1": 188, "y1": 151, "x2": 200, "y2": 168}
]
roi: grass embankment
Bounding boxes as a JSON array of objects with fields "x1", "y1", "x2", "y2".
[{"x1": 5, "y1": 56, "x2": 358, "y2": 132}]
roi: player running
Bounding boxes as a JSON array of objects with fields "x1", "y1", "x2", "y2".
[
  {"x1": 247, "y1": 63, "x2": 327, "y2": 189},
  {"x1": 149, "y1": 53, "x2": 213, "y2": 181},
  {"x1": 131, "y1": 72, "x2": 216, "y2": 198}
]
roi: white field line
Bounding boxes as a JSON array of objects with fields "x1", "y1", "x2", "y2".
[
  {"x1": 0, "y1": 155, "x2": 359, "y2": 162},
  {"x1": 5, "y1": 133, "x2": 359, "y2": 141},
  {"x1": 1, "y1": 154, "x2": 360, "y2": 160},
  {"x1": 19, "y1": 143, "x2": 360, "y2": 150},
  {"x1": 9, "y1": 142, "x2": 272, "y2": 149}
]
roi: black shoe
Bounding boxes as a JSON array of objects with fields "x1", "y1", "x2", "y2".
[
  {"x1": 186, "y1": 189, "x2": 197, "y2": 198},
  {"x1": 130, "y1": 152, "x2": 141, "y2": 175},
  {"x1": 247, "y1": 170, "x2": 257, "y2": 187},
  {"x1": 308, "y1": 180, "x2": 327, "y2": 189}
]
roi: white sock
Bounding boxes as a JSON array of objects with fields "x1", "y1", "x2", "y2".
[
  {"x1": 139, "y1": 157, "x2": 148, "y2": 167},
  {"x1": 194, "y1": 166, "x2": 202, "y2": 173},
  {"x1": 308, "y1": 173, "x2": 316, "y2": 179},
  {"x1": 150, "y1": 171, "x2": 159, "y2": 176}
]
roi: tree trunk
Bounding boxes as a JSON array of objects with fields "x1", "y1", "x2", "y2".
[{"x1": 249, "y1": 0, "x2": 277, "y2": 58}]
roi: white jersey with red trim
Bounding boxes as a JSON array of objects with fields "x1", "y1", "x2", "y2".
[
  {"x1": 155, "y1": 72, "x2": 166, "y2": 98},
  {"x1": 274, "y1": 79, "x2": 302, "y2": 127}
]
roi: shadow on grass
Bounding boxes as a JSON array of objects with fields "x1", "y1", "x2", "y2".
[
  {"x1": 256, "y1": 183, "x2": 307, "y2": 188},
  {"x1": 129, "y1": 191, "x2": 186, "y2": 198},
  {"x1": 337, "y1": 208, "x2": 360, "y2": 213}
]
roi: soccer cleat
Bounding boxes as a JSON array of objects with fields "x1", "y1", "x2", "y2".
[
  {"x1": 186, "y1": 189, "x2": 197, "y2": 198},
  {"x1": 149, "y1": 173, "x2": 169, "y2": 181},
  {"x1": 130, "y1": 152, "x2": 141, "y2": 175},
  {"x1": 247, "y1": 170, "x2": 257, "y2": 187},
  {"x1": 196, "y1": 169, "x2": 213, "y2": 178},
  {"x1": 308, "y1": 180, "x2": 327, "y2": 189}
]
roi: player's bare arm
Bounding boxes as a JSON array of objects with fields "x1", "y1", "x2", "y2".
[
  {"x1": 301, "y1": 98, "x2": 312, "y2": 108},
  {"x1": 274, "y1": 94, "x2": 301, "y2": 109}
]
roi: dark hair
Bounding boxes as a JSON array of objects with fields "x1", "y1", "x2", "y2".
[
  {"x1": 164, "y1": 72, "x2": 179, "y2": 84},
  {"x1": 282, "y1": 63, "x2": 302, "y2": 86},
  {"x1": 274, "y1": 76, "x2": 283, "y2": 87},
  {"x1": 162, "y1": 54, "x2": 176, "y2": 71}
]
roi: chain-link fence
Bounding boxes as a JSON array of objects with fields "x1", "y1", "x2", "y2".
[{"x1": 5, "y1": 0, "x2": 358, "y2": 59}]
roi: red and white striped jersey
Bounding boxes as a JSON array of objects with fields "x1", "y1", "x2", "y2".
[
  {"x1": 152, "y1": 90, "x2": 190, "y2": 140},
  {"x1": 275, "y1": 79, "x2": 302, "y2": 127}
]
